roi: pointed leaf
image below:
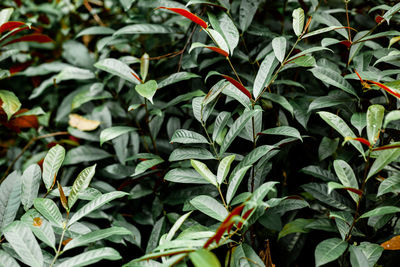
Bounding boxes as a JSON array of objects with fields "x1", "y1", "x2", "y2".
[
  {"x1": 253, "y1": 53, "x2": 279, "y2": 99},
  {"x1": 171, "y1": 129, "x2": 209, "y2": 144},
  {"x1": 226, "y1": 166, "x2": 251, "y2": 204},
  {"x1": 191, "y1": 159, "x2": 217, "y2": 186},
  {"x1": 140, "y1": 53, "x2": 149, "y2": 82},
  {"x1": 164, "y1": 168, "x2": 209, "y2": 184},
  {"x1": 315, "y1": 238, "x2": 348, "y2": 267},
  {"x1": 384, "y1": 110, "x2": 400, "y2": 128},
  {"x1": 0, "y1": 8, "x2": 14, "y2": 26},
  {"x1": 208, "y1": 12, "x2": 239, "y2": 54},
  {"x1": 68, "y1": 114, "x2": 100, "y2": 131},
  {"x1": 367, "y1": 144, "x2": 400, "y2": 180},
  {"x1": 190, "y1": 195, "x2": 228, "y2": 221},
  {"x1": 350, "y1": 245, "x2": 370, "y2": 267},
  {"x1": 359, "y1": 206, "x2": 400, "y2": 219},
  {"x1": 34, "y1": 198, "x2": 63, "y2": 227},
  {"x1": 377, "y1": 175, "x2": 400, "y2": 197},
  {"x1": 132, "y1": 158, "x2": 164, "y2": 176},
  {"x1": 113, "y1": 24, "x2": 175, "y2": 35},
  {"x1": 21, "y1": 209, "x2": 56, "y2": 250},
  {"x1": 217, "y1": 155, "x2": 236, "y2": 185},
  {"x1": 189, "y1": 249, "x2": 221, "y2": 267},
  {"x1": 239, "y1": 0, "x2": 262, "y2": 32},
  {"x1": 169, "y1": 147, "x2": 214, "y2": 162},
  {"x1": 258, "y1": 126, "x2": 302, "y2": 141},
  {"x1": 0, "y1": 171, "x2": 22, "y2": 233},
  {"x1": 212, "y1": 111, "x2": 230, "y2": 141},
  {"x1": 68, "y1": 164, "x2": 96, "y2": 209},
  {"x1": 310, "y1": 67, "x2": 358, "y2": 97},
  {"x1": 64, "y1": 145, "x2": 112, "y2": 165},
  {"x1": 94, "y1": 58, "x2": 141, "y2": 84},
  {"x1": 222, "y1": 75, "x2": 252, "y2": 100},
  {"x1": 333, "y1": 160, "x2": 359, "y2": 202},
  {"x1": 100, "y1": 126, "x2": 136, "y2": 146},
  {"x1": 42, "y1": 144, "x2": 65, "y2": 190},
  {"x1": 135, "y1": 80, "x2": 158, "y2": 104},
  {"x1": 58, "y1": 247, "x2": 121, "y2": 267},
  {"x1": 21, "y1": 164, "x2": 41, "y2": 211},
  {"x1": 0, "y1": 250, "x2": 19, "y2": 267},
  {"x1": 383, "y1": 2, "x2": 400, "y2": 24},
  {"x1": 157, "y1": 7, "x2": 208, "y2": 28},
  {"x1": 366, "y1": 104, "x2": 385, "y2": 145}
]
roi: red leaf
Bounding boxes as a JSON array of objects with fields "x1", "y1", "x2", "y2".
[
  {"x1": 9, "y1": 61, "x2": 32, "y2": 75},
  {"x1": 237, "y1": 208, "x2": 254, "y2": 229},
  {"x1": 373, "y1": 144, "x2": 400, "y2": 151},
  {"x1": 4, "y1": 33, "x2": 53, "y2": 46},
  {"x1": 343, "y1": 187, "x2": 363, "y2": 196},
  {"x1": 353, "y1": 137, "x2": 371, "y2": 147},
  {"x1": 367, "y1": 80, "x2": 400, "y2": 99},
  {"x1": 0, "y1": 21, "x2": 25, "y2": 34},
  {"x1": 157, "y1": 7, "x2": 208, "y2": 29},
  {"x1": 354, "y1": 69, "x2": 364, "y2": 83},
  {"x1": 205, "y1": 46, "x2": 228, "y2": 57},
  {"x1": 340, "y1": 40, "x2": 352, "y2": 48},
  {"x1": 13, "y1": 0, "x2": 22, "y2": 7},
  {"x1": 131, "y1": 72, "x2": 142, "y2": 83},
  {"x1": 222, "y1": 75, "x2": 253, "y2": 100},
  {"x1": 375, "y1": 15, "x2": 385, "y2": 24}
]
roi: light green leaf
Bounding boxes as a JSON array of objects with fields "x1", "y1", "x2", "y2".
[
  {"x1": 217, "y1": 155, "x2": 236, "y2": 185},
  {"x1": 0, "y1": 250, "x2": 19, "y2": 267},
  {"x1": 135, "y1": 80, "x2": 157, "y2": 104},
  {"x1": 310, "y1": 67, "x2": 358, "y2": 97},
  {"x1": 302, "y1": 26, "x2": 343, "y2": 39},
  {"x1": 206, "y1": 29, "x2": 229, "y2": 53},
  {"x1": 113, "y1": 24, "x2": 174, "y2": 35},
  {"x1": 383, "y1": 2, "x2": 400, "y2": 24},
  {"x1": 239, "y1": 0, "x2": 262, "y2": 32},
  {"x1": 21, "y1": 209, "x2": 56, "y2": 250},
  {"x1": 64, "y1": 145, "x2": 112, "y2": 165},
  {"x1": 358, "y1": 242, "x2": 384, "y2": 267},
  {"x1": 315, "y1": 238, "x2": 348, "y2": 267},
  {"x1": 333, "y1": 160, "x2": 359, "y2": 202},
  {"x1": 384, "y1": 110, "x2": 400, "y2": 128},
  {"x1": 58, "y1": 247, "x2": 121, "y2": 267},
  {"x1": 262, "y1": 93, "x2": 294, "y2": 116},
  {"x1": 0, "y1": 90, "x2": 21, "y2": 120},
  {"x1": 377, "y1": 175, "x2": 400, "y2": 197},
  {"x1": 132, "y1": 158, "x2": 164, "y2": 176},
  {"x1": 68, "y1": 191, "x2": 128, "y2": 225},
  {"x1": 208, "y1": 12, "x2": 239, "y2": 54},
  {"x1": 350, "y1": 245, "x2": 369, "y2": 267},
  {"x1": 140, "y1": 53, "x2": 149, "y2": 82},
  {"x1": 220, "y1": 109, "x2": 261, "y2": 156},
  {"x1": 0, "y1": 171, "x2": 22, "y2": 233},
  {"x1": 272, "y1": 36, "x2": 286, "y2": 62},
  {"x1": 351, "y1": 112, "x2": 367, "y2": 136},
  {"x1": 64, "y1": 227, "x2": 131, "y2": 251},
  {"x1": 189, "y1": 249, "x2": 221, "y2": 267},
  {"x1": 68, "y1": 164, "x2": 96, "y2": 210},
  {"x1": 359, "y1": 206, "x2": 400, "y2": 219},
  {"x1": 71, "y1": 83, "x2": 112, "y2": 110},
  {"x1": 212, "y1": 111, "x2": 230, "y2": 141},
  {"x1": 278, "y1": 218, "x2": 313, "y2": 240},
  {"x1": 33, "y1": 198, "x2": 63, "y2": 227},
  {"x1": 3, "y1": 221, "x2": 43, "y2": 267},
  {"x1": 165, "y1": 212, "x2": 192, "y2": 242},
  {"x1": 191, "y1": 159, "x2": 217, "y2": 186},
  {"x1": 21, "y1": 164, "x2": 41, "y2": 211},
  {"x1": 190, "y1": 195, "x2": 228, "y2": 221},
  {"x1": 253, "y1": 52, "x2": 279, "y2": 99},
  {"x1": 76, "y1": 26, "x2": 115, "y2": 38},
  {"x1": 164, "y1": 168, "x2": 209, "y2": 184},
  {"x1": 100, "y1": 126, "x2": 136, "y2": 146},
  {"x1": 318, "y1": 111, "x2": 365, "y2": 159},
  {"x1": 169, "y1": 147, "x2": 214, "y2": 162},
  {"x1": 251, "y1": 181, "x2": 279, "y2": 203},
  {"x1": 171, "y1": 129, "x2": 209, "y2": 144},
  {"x1": 158, "y1": 72, "x2": 200, "y2": 89},
  {"x1": 0, "y1": 8, "x2": 13, "y2": 26},
  {"x1": 367, "y1": 104, "x2": 385, "y2": 145},
  {"x1": 42, "y1": 144, "x2": 65, "y2": 190},
  {"x1": 226, "y1": 166, "x2": 251, "y2": 204},
  {"x1": 259, "y1": 126, "x2": 302, "y2": 141},
  {"x1": 94, "y1": 58, "x2": 141, "y2": 84},
  {"x1": 292, "y1": 8, "x2": 305, "y2": 36},
  {"x1": 367, "y1": 144, "x2": 400, "y2": 180}
]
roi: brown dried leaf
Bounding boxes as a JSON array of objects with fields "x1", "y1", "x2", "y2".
[{"x1": 68, "y1": 113, "x2": 100, "y2": 131}]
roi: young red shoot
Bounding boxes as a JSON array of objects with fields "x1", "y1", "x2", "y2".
[
  {"x1": 221, "y1": 75, "x2": 252, "y2": 100},
  {"x1": 156, "y1": 7, "x2": 208, "y2": 29}
]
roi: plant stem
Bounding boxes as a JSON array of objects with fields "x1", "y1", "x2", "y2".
[
  {"x1": 144, "y1": 99, "x2": 158, "y2": 154},
  {"x1": 1, "y1": 131, "x2": 69, "y2": 184},
  {"x1": 345, "y1": 0, "x2": 352, "y2": 42},
  {"x1": 50, "y1": 215, "x2": 69, "y2": 267},
  {"x1": 218, "y1": 186, "x2": 228, "y2": 210}
]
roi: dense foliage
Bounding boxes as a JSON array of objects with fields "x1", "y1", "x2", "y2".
[{"x1": 1, "y1": 0, "x2": 400, "y2": 266}]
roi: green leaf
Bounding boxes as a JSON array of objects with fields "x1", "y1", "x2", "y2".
[
  {"x1": 259, "y1": 126, "x2": 302, "y2": 141},
  {"x1": 291, "y1": 54, "x2": 316, "y2": 67},
  {"x1": 94, "y1": 58, "x2": 141, "y2": 84},
  {"x1": 71, "y1": 83, "x2": 112, "y2": 110},
  {"x1": 262, "y1": 92, "x2": 294, "y2": 116},
  {"x1": 253, "y1": 52, "x2": 279, "y2": 99},
  {"x1": 231, "y1": 243, "x2": 264, "y2": 267},
  {"x1": 158, "y1": 72, "x2": 200, "y2": 89},
  {"x1": 0, "y1": 90, "x2": 21, "y2": 120},
  {"x1": 0, "y1": 7, "x2": 13, "y2": 26},
  {"x1": 165, "y1": 211, "x2": 192, "y2": 242},
  {"x1": 319, "y1": 137, "x2": 339, "y2": 161},
  {"x1": 292, "y1": 8, "x2": 305, "y2": 36},
  {"x1": 384, "y1": 110, "x2": 400, "y2": 128},
  {"x1": 58, "y1": 247, "x2": 121, "y2": 267},
  {"x1": 358, "y1": 242, "x2": 384, "y2": 267},
  {"x1": 190, "y1": 195, "x2": 228, "y2": 221},
  {"x1": 315, "y1": 238, "x2": 348, "y2": 267},
  {"x1": 146, "y1": 216, "x2": 165, "y2": 253},
  {"x1": 76, "y1": 26, "x2": 115, "y2": 38},
  {"x1": 351, "y1": 112, "x2": 367, "y2": 136},
  {"x1": 333, "y1": 160, "x2": 359, "y2": 202},
  {"x1": 189, "y1": 249, "x2": 221, "y2": 267},
  {"x1": 301, "y1": 165, "x2": 337, "y2": 182},
  {"x1": 64, "y1": 226, "x2": 131, "y2": 251},
  {"x1": 169, "y1": 147, "x2": 214, "y2": 162},
  {"x1": 359, "y1": 206, "x2": 400, "y2": 219},
  {"x1": 206, "y1": 29, "x2": 229, "y2": 53},
  {"x1": 135, "y1": 80, "x2": 157, "y2": 104},
  {"x1": 140, "y1": 53, "x2": 149, "y2": 82},
  {"x1": 0, "y1": 250, "x2": 19, "y2": 267},
  {"x1": 302, "y1": 183, "x2": 353, "y2": 211},
  {"x1": 34, "y1": 198, "x2": 63, "y2": 226},
  {"x1": 226, "y1": 165, "x2": 252, "y2": 204},
  {"x1": 220, "y1": 109, "x2": 261, "y2": 156},
  {"x1": 250, "y1": 181, "x2": 279, "y2": 203},
  {"x1": 272, "y1": 36, "x2": 286, "y2": 62},
  {"x1": 318, "y1": 111, "x2": 365, "y2": 159},
  {"x1": 0, "y1": 171, "x2": 22, "y2": 233},
  {"x1": 171, "y1": 129, "x2": 209, "y2": 144},
  {"x1": 348, "y1": 30, "x2": 368, "y2": 65},
  {"x1": 100, "y1": 126, "x2": 136, "y2": 146},
  {"x1": 64, "y1": 145, "x2": 112, "y2": 165},
  {"x1": 21, "y1": 164, "x2": 41, "y2": 211},
  {"x1": 310, "y1": 67, "x2": 358, "y2": 97},
  {"x1": 367, "y1": 104, "x2": 385, "y2": 145},
  {"x1": 383, "y1": 2, "x2": 400, "y2": 24},
  {"x1": 350, "y1": 245, "x2": 369, "y2": 267},
  {"x1": 377, "y1": 175, "x2": 400, "y2": 197},
  {"x1": 42, "y1": 144, "x2": 65, "y2": 190},
  {"x1": 21, "y1": 209, "x2": 56, "y2": 250},
  {"x1": 113, "y1": 24, "x2": 174, "y2": 35},
  {"x1": 164, "y1": 168, "x2": 209, "y2": 184},
  {"x1": 302, "y1": 25, "x2": 343, "y2": 39},
  {"x1": 3, "y1": 221, "x2": 43, "y2": 267},
  {"x1": 132, "y1": 158, "x2": 164, "y2": 176},
  {"x1": 68, "y1": 191, "x2": 128, "y2": 225},
  {"x1": 191, "y1": 159, "x2": 217, "y2": 186},
  {"x1": 278, "y1": 218, "x2": 313, "y2": 240},
  {"x1": 217, "y1": 155, "x2": 236, "y2": 185},
  {"x1": 212, "y1": 111, "x2": 231, "y2": 141},
  {"x1": 239, "y1": 0, "x2": 262, "y2": 32},
  {"x1": 367, "y1": 144, "x2": 400, "y2": 180},
  {"x1": 208, "y1": 12, "x2": 239, "y2": 54},
  {"x1": 68, "y1": 164, "x2": 96, "y2": 210}
]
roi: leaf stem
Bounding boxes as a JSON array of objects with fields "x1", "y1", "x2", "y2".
[
  {"x1": 50, "y1": 215, "x2": 69, "y2": 267},
  {"x1": 144, "y1": 98, "x2": 158, "y2": 154}
]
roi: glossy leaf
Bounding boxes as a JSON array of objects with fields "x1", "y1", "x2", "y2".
[
  {"x1": 100, "y1": 126, "x2": 136, "y2": 146},
  {"x1": 253, "y1": 53, "x2": 279, "y2": 99},
  {"x1": 158, "y1": 72, "x2": 200, "y2": 89},
  {"x1": 189, "y1": 249, "x2": 221, "y2": 267},
  {"x1": 190, "y1": 195, "x2": 228, "y2": 221},
  {"x1": 68, "y1": 164, "x2": 96, "y2": 209},
  {"x1": 212, "y1": 111, "x2": 230, "y2": 141},
  {"x1": 381, "y1": 235, "x2": 400, "y2": 250},
  {"x1": 113, "y1": 24, "x2": 174, "y2": 35},
  {"x1": 350, "y1": 245, "x2": 369, "y2": 267},
  {"x1": 169, "y1": 147, "x2": 214, "y2": 162},
  {"x1": 157, "y1": 7, "x2": 208, "y2": 28},
  {"x1": 0, "y1": 250, "x2": 19, "y2": 267},
  {"x1": 33, "y1": 198, "x2": 63, "y2": 226},
  {"x1": 58, "y1": 247, "x2": 121, "y2": 267},
  {"x1": 358, "y1": 242, "x2": 384, "y2": 266},
  {"x1": 0, "y1": 8, "x2": 14, "y2": 26},
  {"x1": 222, "y1": 75, "x2": 252, "y2": 100},
  {"x1": 135, "y1": 80, "x2": 158, "y2": 104},
  {"x1": 366, "y1": 104, "x2": 384, "y2": 145},
  {"x1": 377, "y1": 175, "x2": 400, "y2": 197},
  {"x1": 64, "y1": 145, "x2": 112, "y2": 165},
  {"x1": 171, "y1": 129, "x2": 209, "y2": 144},
  {"x1": 42, "y1": 144, "x2": 65, "y2": 190},
  {"x1": 272, "y1": 36, "x2": 286, "y2": 62},
  {"x1": 239, "y1": 0, "x2": 262, "y2": 32},
  {"x1": 278, "y1": 218, "x2": 313, "y2": 240},
  {"x1": 384, "y1": 110, "x2": 400, "y2": 128},
  {"x1": 0, "y1": 171, "x2": 22, "y2": 233},
  {"x1": 262, "y1": 92, "x2": 294, "y2": 116},
  {"x1": 191, "y1": 159, "x2": 217, "y2": 186},
  {"x1": 94, "y1": 58, "x2": 141, "y2": 84},
  {"x1": 315, "y1": 238, "x2": 348, "y2": 267},
  {"x1": 258, "y1": 126, "x2": 302, "y2": 141},
  {"x1": 21, "y1": 164, "x2": 41, "y2": 211},
  {"x1": 359, "y1": 206, "x2": 400, "y2": 219},
  {"x1": 292, "y1": 8, "x2": 305, "y2": 36},
  {"x1": 76, "y1": 26, "x2": 115, "y2": 38},
  {"x1": 217, "y1": 155, "x2": 236, "y2": 185},
  {"x1": 382, "y1": 2, "x2": 400, "y2": 24},
  {"x1": 310, "y1": 67, "x2": 358, "y2": 97},
  {"x1": 226, "y1": 166, "x2": 251, "y2": 204},
  {"x1": 164, "y1": 168, "x2": 209, "y2": 184},
  {"x1": 208, "y1": 12, "x2": 239, "y2": 54},
  {"x1": 333, "y1": 160, "x2": 359, "y2": 202},
  {"x1": 367, "y1": 144, "x2": 400, "y2": 180},
  {"x1": 0, "y1": 90, "x2": 21, "y2": 120}
]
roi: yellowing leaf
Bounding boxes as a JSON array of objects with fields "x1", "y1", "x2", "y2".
[
  {"x1": 381, "y1": 235, "x2": 400, "y2": 250},
  {"x1": 32, "y1": 217, "x2": 42, "y2": 227},
  {"x1": 68, "y1": 114, "x2": 100, "y2": 131}
]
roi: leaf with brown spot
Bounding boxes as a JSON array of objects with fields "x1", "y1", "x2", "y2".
[
  {"x1": 58, "y1": 181, "x2": 69, "y2": 212},
  {"x1": 33, "y1": 217, "x2": 42, "y2": 227},
  {"x1": 68, "y1": 114, "x2": 100, "y2": 131},
  {"x1": 381, "y1": 235, "x2": 400, "y2": 250}
]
